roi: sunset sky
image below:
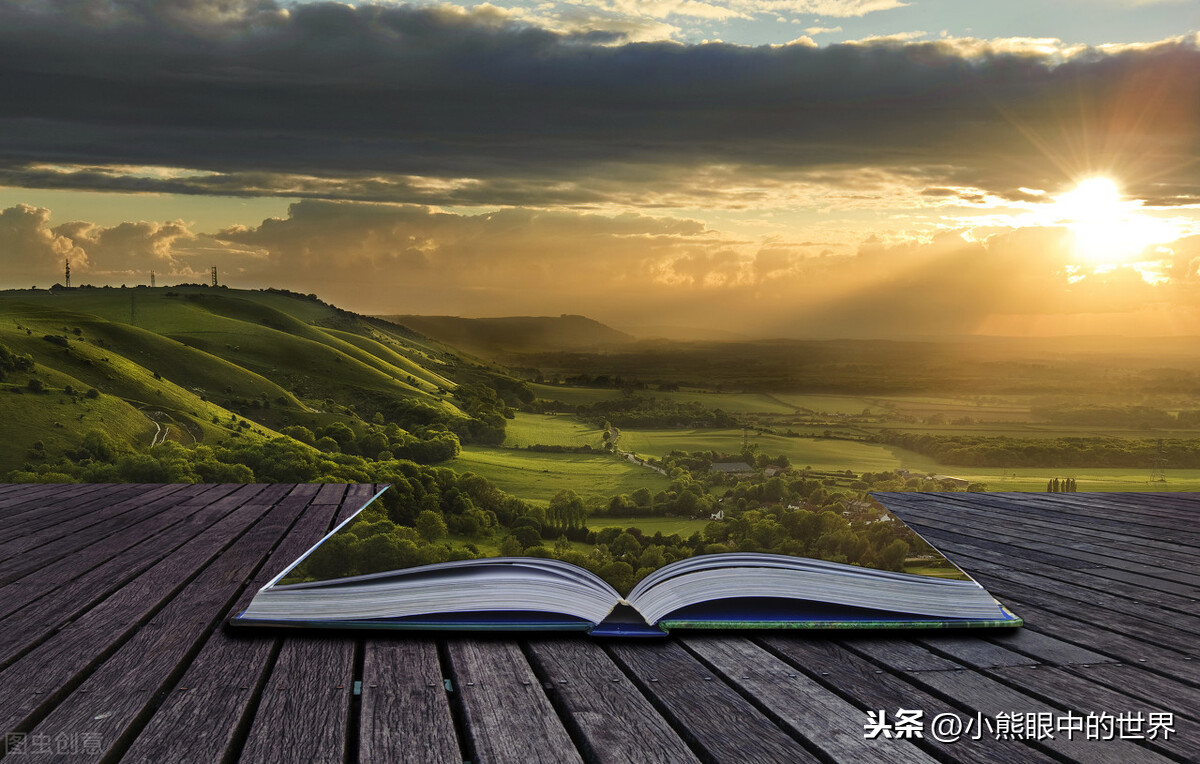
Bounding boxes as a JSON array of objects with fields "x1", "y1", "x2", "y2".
[{"x1": 1, "y1": 0, "x2": 1199, "y2": 338}]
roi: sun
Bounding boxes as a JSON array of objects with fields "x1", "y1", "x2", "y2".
[{"x1": 1048, "y1": 177, "x2": 1172, "y2": 266}]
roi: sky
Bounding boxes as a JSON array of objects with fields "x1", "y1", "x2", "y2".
[{"x1": 1, "y1": 0, "x2": 1199, "y2": 338}]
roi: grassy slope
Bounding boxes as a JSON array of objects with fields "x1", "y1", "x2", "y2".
[
  {"x1": 456, "y1": 446, "x2": 671, "y2": 505},
  {"x1": 0, "y1": 322, "x2": 282, "y2": 471},
  {"x1": 0, "y1": 287, "x2": 474, "y2": 471},
  {"x1": 503, "y1": 413, "x2": 606, "y2": 448}
]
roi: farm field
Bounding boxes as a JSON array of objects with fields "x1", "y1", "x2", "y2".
[
  {"x1": 912, "y1": 467, "x2": 1200, "y2": 492},
  {"x1": 618, "y1": 428, "x2": 911, "y2": 472},
  {"x1": 532, "y1": 384, "x2": 802, "y2": 414},
  {"x1": 530, "y1": 383, "x2": 622, "y2": 405},
  {"x1": 455, "y1": 446, "x2": 671, "y2": 505},
  {"x1": 873, "y1": 449, "x2": 1200, "y2": 490},
  {"x1": 503, "y1": 413, "x2": 604, "y2": 448},
  {"x1": 588, "y1": 515, "x2": 711, "y2": 537},
  {"x1": 856, "y1": 422, "x2": 1200, "y2": 439}
]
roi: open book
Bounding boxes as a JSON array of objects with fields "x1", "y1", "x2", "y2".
[{"x1": 230, "y1": 488, "x2": 1021, "y2": 636}]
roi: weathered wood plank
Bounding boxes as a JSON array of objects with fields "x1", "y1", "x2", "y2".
[
  {"x1": 888, "y1": 503, "x2": 1195, "y2": 575},
  {"x1": 0, "y1": 483, "x2": 245, "y2": 620},
  {"x1": 0, "y1": 482, "x2": 156, "y2": 544},
  {"x1": 970, "y1": 574, "x2": 1200, "y2": 654},
  {"x1": 238, "y1": 636, "x2": 356, "y2": 764},
  {"x1": 359, "y1": 639, "x2": 461, "y2": 764},
  {"x1": 899, "y1": 529, "x2": 1198, "y2": 616},
  {"x1": 447, "y1": 639, "x2": 584, "y2": 764},
  {"x1": 335, "y1": 482, "x2": 380, "y2": 524},
  {"x1": 1062, "y1": 663, "x2": 1200, "y2": 724},
  {"x1": 607, "y1": 639, "x2": 818, "y2": 762},
  {"x1": 525, "y1": 638, "x2": 700, "y2": 764},
  {"x1": 312, "y1": 482, "x2": 347, "y2": 505},
  {"x1": 980, "y1": 564, "x2": 1200, "y2": 637},
  {"x1": 0, "y1": 484, "x2": 273, "y2": 738},
  {"x1": 986, "y1": 664, "x2": 1200, "y2": 762},
  {"x1": 889, "y1": 491, "x2": 1199, "y2": 548},
  {"x1": 885, "y1": 501, "x2": 1200, "y2": 586},
  {"x1": 123, "y1": 485, "x2": 338, "y2": 764},
  {"x1": 0, "y1": 483, "x2": 204, "y2": 580},
  {"x1": 886, "y1": 497, "x2": 1200, "y2": 572},
  {"x1": 683, "y1": 635, "x2": 935, "y2": 763},
  {"x1": 760, "y1": 636, "x2": 1056, "y2": 764},
  {"x1": 14, "y1": 486, "x2": 312, "y2": 764},
  {"x1": 909, "y1": 522, "x2": 1200, "y2": 602},
  {"x1": 0, "y1": 483, "x2": 116, "y2": 522},
  {"x1": 883, "y1": 492, "x2": 1200, "y2": 539},
  {"x1": 959, "y1": 629, "x2": 1113, "y2": 668},
  {"x1": 0, "y1": 486, "x2": 261, "y2": 666},
  {"x1": 968, "y1": 598, "x2": 1200, "y2": 685},
  {"x1": 844, "y1": 639, "x2": 1177, "y2": 763}
]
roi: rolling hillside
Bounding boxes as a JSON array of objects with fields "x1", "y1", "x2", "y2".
[{"x1": 0, "y1": 286, "x2": 526, "y2": 474}]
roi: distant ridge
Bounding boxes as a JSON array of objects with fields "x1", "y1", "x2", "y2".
[{"x1": 376, "y1": 314, "x2": 635, "y2": 357}]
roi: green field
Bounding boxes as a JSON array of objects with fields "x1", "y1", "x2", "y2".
[
  {"x1": 503, "y1": 413, "x2": 605, "y2": 448},
  {"x1": 858, "y1": 421, "x2": 1200, "y2": 440},
  {"x1": 530, "y1": 383, "x2": 622, "y2": 405},
  {"x1": 618, "y1": 428, "x2": 910, "y2": 472},
  {"x1": 455, "y1": 446, "x2": 671, "y2": 505},
  {"x1": 531, "y1": 384, "x2": 799, "y2": 415},
  {"x1": 588, "y1": 515, "x2": 712, "y2": 537}
]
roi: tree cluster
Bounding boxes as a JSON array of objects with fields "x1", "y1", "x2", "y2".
[
  {"x1": 576, "y1": 395, "x2": 740, "y2": 429},
  {"x1": 877, "y1": 431, "x2": 1200, "y2": 468}
]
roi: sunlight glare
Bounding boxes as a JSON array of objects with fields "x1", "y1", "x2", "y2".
[{"x1": 1050, "y1": 177, "x2": 1176, "y2": 266}]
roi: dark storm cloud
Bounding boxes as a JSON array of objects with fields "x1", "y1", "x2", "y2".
[{"x1": 0, "y1": 0, "x2": 1198, "y2": 204}]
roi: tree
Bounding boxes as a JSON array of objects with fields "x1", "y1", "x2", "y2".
[
  {"x1": 282, "y1": 425, "x2": 316, "y2": 445},
  {"x1": 499, "y1": 535, "x2": 523, "y2": 556},
  {"x1": 548, "y1": 489, "x2": 587, "y2": 531},
  {"x1": 510, "y1": 526, "x2": 542, "y2": 550},
  {"x1": 878, "y1": 539, "x2": 909, "y2": 572},
  {"x1": 610, "y1": 532, "x2": 642, "y2": 560},
  {"x1": 598, "y1": 561, "x2": 635, "y2": 593},
  {"x1": 415, "y1": 510, "x2": 447, "y2": 542}
]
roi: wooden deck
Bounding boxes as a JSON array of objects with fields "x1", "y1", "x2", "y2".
[{"x1": 0, "y1": 484, "x2": 1196, "y2": 763}]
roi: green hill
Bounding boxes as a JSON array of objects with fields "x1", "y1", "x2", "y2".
[{"x1": 0, "y1": 286, "x2": 529, "y2": 475}]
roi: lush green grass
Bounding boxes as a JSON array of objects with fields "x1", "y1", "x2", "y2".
[
  {"x1": 2, "y1": 288, "x2": 460, "y2": 411},
  {"x1": 588, "y1": 515, "x2": 711, "y2": 537},
  {"x1": 0, "y1": 384, "x2": 152, "y2": 472},
  {"x1": 0, "y1": 287, "x2": 476, "y2": 471},
  {"x1": 530, "y1": 383, "x2": 622, "y2": 405},
  {"x1": 903, "y1": 564, "x2": 970, "y2": 579},
  {"x1": 455, "y1": 446, "x2": 671, "y2": 505},
  {"x1": 619, "y1": 428, "x2": 909, "y2": 472},
  {"x1": 503, "y1": 413, "x2": 605, "y2": 448},
  {"x1": 0, "y1": 323, "x2": 288, "y2": 471},
  {"x1": 531, "y1": 384, "x2": 798, "y2": 415}
]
